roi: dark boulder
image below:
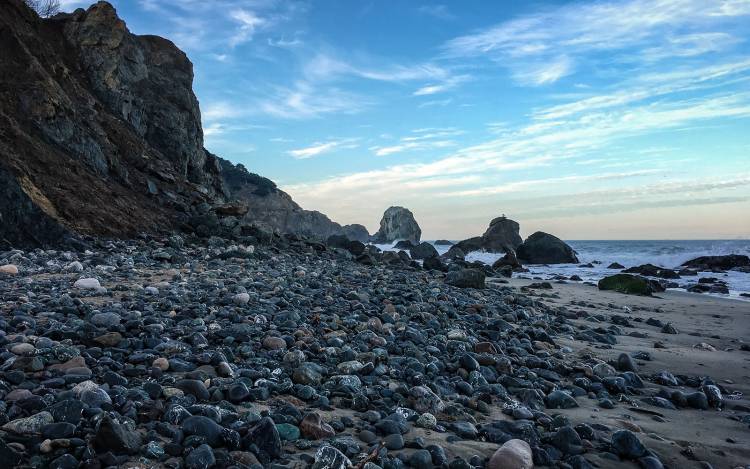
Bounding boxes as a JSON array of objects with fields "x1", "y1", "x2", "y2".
[
  {"x1": 94, "y1": 414, "x2": 142, "y2": 454},
  {"x1": 394, "y1": 240, "x2": 415, "y2": 249},
  {"x1": 492, "y1": 251, "x2": 522, "y2": 270},
  {"x1": 341, "y1": 224, "x2": 370, "y2": 243},
  {"x1": 409, "y1": 242, "x2": 438, "y2": 260},
  {"x1": 446, "y1": 269, "x2": 485, "y2": 289},
  {"x1": 326, "y1": 235, "x2": 366, "y2": 256},
  {"x1": 244, "y1": 417, "x2": 282, "y2": 461},
  {"x1": 516, "y1": 232, "x2": 579, "y2": 264},
  {"x1": 623, "y1": 264, "x2": 680, "y2": 279},
  {"x1": 443, "y1": 245, "x2": 466, "y2": 260},
  {"x1": 372, "y1": 206, "x2": 421, "y2": 244},
  {"x1": 434, "y1": 239, "x2": 453, "y2": 245},
  {"x1": 452, "y1": 216, "x2": 522, "y2": 254},
  {"x1": 682, "y1": 255, "x2": 750, "y2": 271},
  {"x1": 481, "y1": 216, "x2": 523, "y2": 252},
  {"x1": 423, "y1": 256, "x2": 446, "y2": 271},
  {"x1": 598, "y1": 274, "x2": 653, "y2": 296}
]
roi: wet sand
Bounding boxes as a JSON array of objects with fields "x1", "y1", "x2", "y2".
[{"x1": 505, "y1": 278, "x2": 750, "y2": 468}]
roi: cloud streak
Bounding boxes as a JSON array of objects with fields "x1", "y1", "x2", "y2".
[
  {"x1": 288, "y1": 138, "x2": 359, "y2": 159},
  {"x1": 442, "y1": 0, "x2": 750, "y2": 85}
]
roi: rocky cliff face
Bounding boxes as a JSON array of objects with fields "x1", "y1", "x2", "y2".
[
  {"x1": 0, "y1": 0, "x2": 227, "y2": 247},
  {"x1": 219, "y1": 157, "x2": 368, "y2": 241},
  {"x1": 372, "y1": 206, "x2": 422, "y2": 244},
  {"x1": 0, "y1": 0, "x2": 356, "y2": 247}
]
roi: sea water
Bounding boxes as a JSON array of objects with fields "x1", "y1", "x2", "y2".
[{"x1": 374, "y1": 239, "x2": 750, "y2": 299}]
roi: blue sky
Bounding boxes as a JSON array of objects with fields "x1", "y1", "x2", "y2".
[{"x1": 63, "y1": 0, "x2": 750, "y2": 239}]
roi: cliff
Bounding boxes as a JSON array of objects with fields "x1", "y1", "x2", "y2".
[
  {"x1": 0, "y1": 0, "x2": 358, "y2": 247},
  {"x1": 219, "y1": 157, "x2": 368, "y2": 240}
]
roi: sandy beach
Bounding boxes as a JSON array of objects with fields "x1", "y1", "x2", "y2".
[{"x1": 502, "y1": 277, "x2": 750, "y2": 468}]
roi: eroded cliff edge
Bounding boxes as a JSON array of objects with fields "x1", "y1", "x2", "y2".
[{"x1": 0, "y1": 0, "x2": 359, "y2": 248}]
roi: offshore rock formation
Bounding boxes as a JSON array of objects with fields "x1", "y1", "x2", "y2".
[
  {"x1": 372, "y1": 206, "x2": 422, "y2": 244},
  {"x1": 449, "y1": 216, "x2": 523, "y2": 256},
  {"x1": 0, "y1": 1, "x2": 357, "y2": 247},
  {"x1": 516, "y1": 231, "x2": 579, "y2": 264}
]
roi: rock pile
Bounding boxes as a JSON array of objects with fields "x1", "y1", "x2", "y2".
[{"x1": 1, "y1": 232, "x2": 733, "y2": 468}]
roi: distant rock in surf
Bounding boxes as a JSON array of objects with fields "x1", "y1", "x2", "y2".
[
  {"x1": 372, "y1": 206, "x2": 421, "y2": 244},
  {"x1": 434, "y1": 239, "x2": 453, "y2": 245},
  {"x1": 449, "y1": 215, "x2": 522, "y2": 256},
  {"x1": 681, "y1": 255, "x2": 750, "y2": 271},
  {"x1": 517, "y1": 231, "x2": 579, "y2": 264},
  {"x1": 341, "y1": 224, "x2": 370, "y2": 243},
  {"x1": 409, "y1": 242, "x2": 439, "y2": 260},
  {"x1": 624, "y1": 264, "x2": 680, "y2": 279},
  {"x1": 393, "y1": 240, "x2": 415, "y2": 250}
]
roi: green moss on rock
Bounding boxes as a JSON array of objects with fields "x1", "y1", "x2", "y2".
[{"x1": 598, "y1": 274, "x2": 652, "y2": 296}]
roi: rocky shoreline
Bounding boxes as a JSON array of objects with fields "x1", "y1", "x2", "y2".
[{"x1": 1, "y1": 234, "x2": 749, "y2": 469}]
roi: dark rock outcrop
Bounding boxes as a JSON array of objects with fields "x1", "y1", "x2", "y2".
[
  {"x1": 409, "y1": 241, "x2": 438, "y2": 260},
  {"x1": 394, "y1": 240, "x2": 415, "y2": 250},
  {"x1": 481, "y1": 216, "x2": 523, "y2": 252},
  {"x1": 0, "y1": 0, "x2": 226, "y2": 247},
  {"x1": 450, "y1": 216, "x2": 522, "y2": 255},
  {"x1": 0, "y1": 1, "x2": 361, "y2": 246},
  {"x1": 445, "y1": 268, "x2": 485, "y2": 289},
  {"x1": 598, "y1": 274, "x2": 654, "y2": 296},
  {"x1": 218, "y1": 158, "x2": 357, "y2": 240},
  {"x1": 492, "y1": 251, "x2": 522, "y2": 270},
  {"x1": 341, "y1": 224, "x2": 370, "y2": 243},
  {"x1": 516, "y1": 232, "x2": 579, "y2": 264},
  {"x1": 623, "y1": 264, "x2": 680, "y2": 279},
  {"x1": 682, "y1": 255, "x2": 750, "y2": 271},
  {"x1": 372, "y1": 206, "x2": 421, "y2": 244}
]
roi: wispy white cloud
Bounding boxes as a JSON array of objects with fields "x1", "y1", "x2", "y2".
[
  {"x1": 268, "y1": 37, "x2": 304, "y2": 48},
  {"x1": 413, "y1": 74, "x2": 471, "y2": 95},
  {"x1": 442, "y1": 0, "x2": 750, "y2": 85},
  {"x1": 304, "y1": 52, "x2": 449, "y2": 83},
  {"x1": 259, "y1": 82, "x2": 368, "y2": 119},
  {"x1": 418, "y1": 98, "x2": 453, "y2": 108},
  {"x1": 229, "y1": 9, "x2": 266, "y2": 46},
  {"x1": 511, "y1": 56, "x2": 572, "y2": 86},
  {"x1": 371, "y1": 128, "x2": 464, "y2": 156},
  {"x1": 417, "y1": 4, "x2": 455, "y2": 20},
  {"x1": 288, "y1": 138, "x2": 359, "y2": 159},
  {"x1": 439, "y1": 169, "x2": 663, "y2": 197},
  {"x1": 533, "y1": 58, "x2": 750, "y2": 120}
]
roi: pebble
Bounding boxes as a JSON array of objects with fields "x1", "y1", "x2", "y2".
[
  {"x1": 0, "y1": 264, "x2": 19, "y2": 275},
  {"x1": 487, "y1": 439, "x2": 533, "y2": 469},
  {"x1": 73, "y1": 277, "x2": 101, "y2": 289},
  {"x1": 300, "y1": 412, "x2": 336, "y2": 439},
  {"x1": 2, "y1": 411, "x2": 54, "y2": 434}
]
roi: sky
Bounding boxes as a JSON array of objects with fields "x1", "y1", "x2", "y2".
[{"x1": 61, "y1": 0, "x2": 750, "y2": 240}]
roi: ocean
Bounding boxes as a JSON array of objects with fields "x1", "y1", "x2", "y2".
[{"x1": 374, "y1": 239, "x2": 750, "y2": 299}]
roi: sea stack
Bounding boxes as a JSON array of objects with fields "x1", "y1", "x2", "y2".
[
  {"x1": 516, "y1": 231, "x2": 579, "y2": 264},
  {"x1": 449, "y1": 215, "x2": 523, "y2": 255},
  {"x1": 372, "y1": 206, "x2": 422, "y2": 244}
]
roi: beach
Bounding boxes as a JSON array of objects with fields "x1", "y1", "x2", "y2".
[
  {"x1": 504, "y1": 277, "x2": 750, "y2": 468},
  {"x1": 2, "y1": 237, "x2": 749, "y2": 468}
]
